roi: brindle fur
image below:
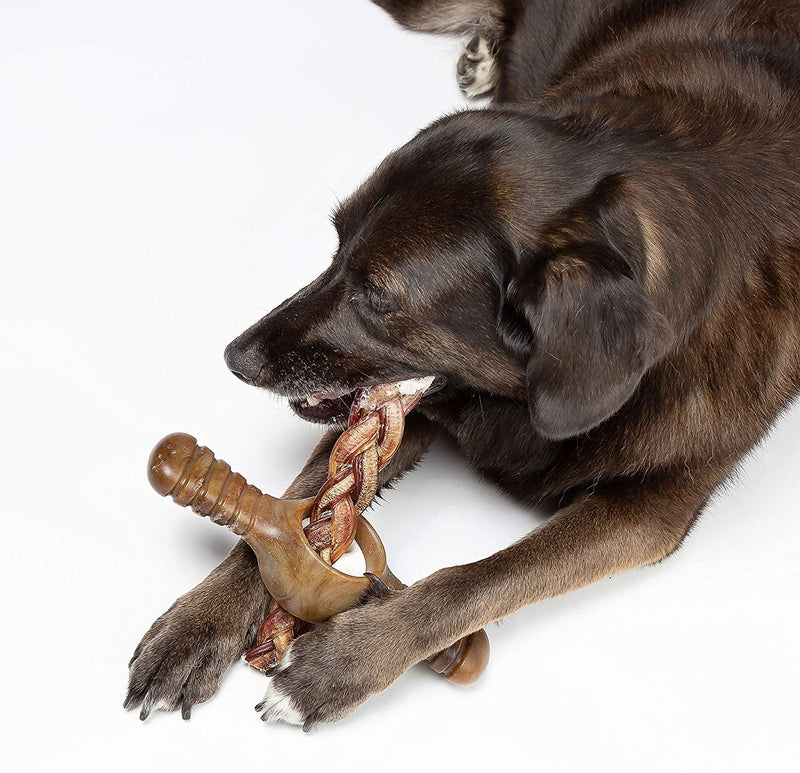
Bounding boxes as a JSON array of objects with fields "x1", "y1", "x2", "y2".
[{"x1": 126, "y1": 0, "x2": 800, "y2": 727}]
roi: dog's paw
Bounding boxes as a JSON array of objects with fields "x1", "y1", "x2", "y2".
[
  {"x1": 457, "y1": 35, "x2": 497, "y2": 98},
  {"x1": 256, "y1": 590, "x2": 415, "y2": 730},
  {"x1": 125, "y1": 595, "x2": 261, "y2": 720}
]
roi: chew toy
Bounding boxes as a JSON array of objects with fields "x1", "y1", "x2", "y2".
[{"x1": 147, "y1": 381, "x2": 489, "y2": 685}]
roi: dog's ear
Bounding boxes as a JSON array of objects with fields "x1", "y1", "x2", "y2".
[{"x1": 498, "y1": 177, "x2": 674, "y2": 440}]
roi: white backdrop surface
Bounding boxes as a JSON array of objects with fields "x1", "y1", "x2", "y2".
[{"x1": 1, "y1": 2, "x2": 798, "y2": 771}]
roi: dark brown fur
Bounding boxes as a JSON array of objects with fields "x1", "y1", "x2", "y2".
[{"x1": 126, "y1": 0, "x2": 800, "y2": 727}]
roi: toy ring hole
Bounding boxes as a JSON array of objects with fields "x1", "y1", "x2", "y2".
[
  {"x1": 297, "y1": 514, "x2": 388, "y2": 581},
  {"x1": 335, "y1": 539, "x2": 366, "y2": 576}
]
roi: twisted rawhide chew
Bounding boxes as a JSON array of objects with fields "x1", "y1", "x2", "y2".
[
  {"x1": 245, "y1": 382, "x2": 421, "y2": 668},
  {"x1": 148, "y1": 381, "x2": 490, "y2": 686}
]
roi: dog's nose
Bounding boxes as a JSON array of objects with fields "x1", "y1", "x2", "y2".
[{"x1": 224, "y1": 338, "x2": 264, "y2": 385}]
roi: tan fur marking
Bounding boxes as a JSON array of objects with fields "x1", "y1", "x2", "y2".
[{"x1": 633, "y1": 197, "x2": 669, "y2": 292}]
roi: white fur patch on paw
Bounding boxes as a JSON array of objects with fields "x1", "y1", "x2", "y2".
[
  {"x1": 457, "y1": 35, "x2": 497, "y2": 98},
  {"x1": 256, "y1": 651, "x2": 304, "y2": 727},
  {"x1": 153, "y1": 696, "x2": 177, "y2": 712}
]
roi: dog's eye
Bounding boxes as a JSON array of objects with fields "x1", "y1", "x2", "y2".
[{"x1": 365, "y1": 286, "x2": 397, "y2": 314}]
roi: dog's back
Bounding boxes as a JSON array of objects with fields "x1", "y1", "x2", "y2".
[{"x1": 500, "y1": 1, "x2": 800, "y2": 105}]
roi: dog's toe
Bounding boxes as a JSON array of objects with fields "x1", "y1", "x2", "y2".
[
  {"x1": 257, "y1": 680, "x2": 304, "y2": 727},
  {"x1": 256, "y1": 651, "x2": 304, "y2": 727}
]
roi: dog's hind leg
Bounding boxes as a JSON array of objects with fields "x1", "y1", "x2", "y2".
[
  {"x1": 124, "y1": 414, "x2": 436, "y2": 720},
  {"x1": 370, "y1": 0, "x2": 505, "y2": 36},
  {"x1": 371, "y1": 1, "x2": 505, "y2": 98}
]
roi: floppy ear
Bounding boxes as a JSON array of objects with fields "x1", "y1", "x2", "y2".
[{"x1": 498, "y1": 177, "x2": 674, "y2": 440}]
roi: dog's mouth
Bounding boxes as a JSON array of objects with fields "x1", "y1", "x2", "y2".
[{"x1": 289, "y1": 375, "x2": 445, "y2": 424}]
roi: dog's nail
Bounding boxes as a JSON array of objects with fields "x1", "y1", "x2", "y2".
[
  {"x1": 362, "y1": 572, "x2": 392, "y2": 602},
  {"x1": 303, "y1": 708, "x2": 324, "y2": 733},
  {"x1": 139, "y1": 704, "x2": 151, "y2": 721},
  {"x1": 466, "y1": 35, "x2": 481, "y2": 54},
  {"x1": 255, "y1": 701, "x2": 266, "y2": 712},
  {"x1": 181, "y1": 700, "x2": 192, "y2": 721}
]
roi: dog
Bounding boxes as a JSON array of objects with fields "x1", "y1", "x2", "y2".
[{"x1": 125, "y1": 0, "x2": 800, "y2": 729}]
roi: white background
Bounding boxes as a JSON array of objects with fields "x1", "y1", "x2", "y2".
[{"x1": 1, "y1": 2, "x2": 798, "y2": 771}]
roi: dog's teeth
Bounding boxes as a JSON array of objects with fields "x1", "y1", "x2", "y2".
[
  {"x1": 395, "y1": 376, "x2": 435, "y2": 395},
  {"x1": 306, "y1": 395, "x2": 322, "y2": 407}
]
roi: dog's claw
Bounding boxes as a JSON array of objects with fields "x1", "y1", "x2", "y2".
[
  {"x1": 362, "y1": 572, "x2": 392, "y2": 602},
  {"x1": 303, "y1": 707, "x2": 324, "y2": 733},
  {"x1": 465, "y1": 34, "x2": 481, "y2": 57}
]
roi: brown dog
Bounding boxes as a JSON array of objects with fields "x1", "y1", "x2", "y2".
[{"x1": 125, "y1": 0, "x2": 800, "y2": 728}]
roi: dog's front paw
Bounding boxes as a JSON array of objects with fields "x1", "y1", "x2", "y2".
[
  {"x1": 256, "y1": 589, "x2": 415, "y2": 730},
  {"x1": 125, "y1": 589, "x2": 264, "y2": 720},
  {"x1": 457, "y1": 35, "x2": 497, "y2": 98}
]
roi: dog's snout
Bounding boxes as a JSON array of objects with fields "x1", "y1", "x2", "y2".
[{"x1": 224, "y1": 337, "x2": 264, "y2": 385}]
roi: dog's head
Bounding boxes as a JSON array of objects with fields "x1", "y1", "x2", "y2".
[{"x1": 225, "y1": 111, "x2": 674, "y2": 437}]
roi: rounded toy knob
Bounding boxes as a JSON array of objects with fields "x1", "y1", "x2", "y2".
[{"x1": 427, "y1": 628, "x2": 490, "y2": 686}]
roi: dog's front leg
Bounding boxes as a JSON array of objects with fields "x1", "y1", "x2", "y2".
[
  {"x1": 260, "y1": 467, "x2": 725, "y2": 729},
  {"x1": 125, "y1": 414, "x2": 436, "y2": 720}
]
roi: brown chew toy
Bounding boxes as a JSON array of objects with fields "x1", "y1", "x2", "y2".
[{"x1": 147, "y1": 382, "x2": 490, "y2": 686}]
